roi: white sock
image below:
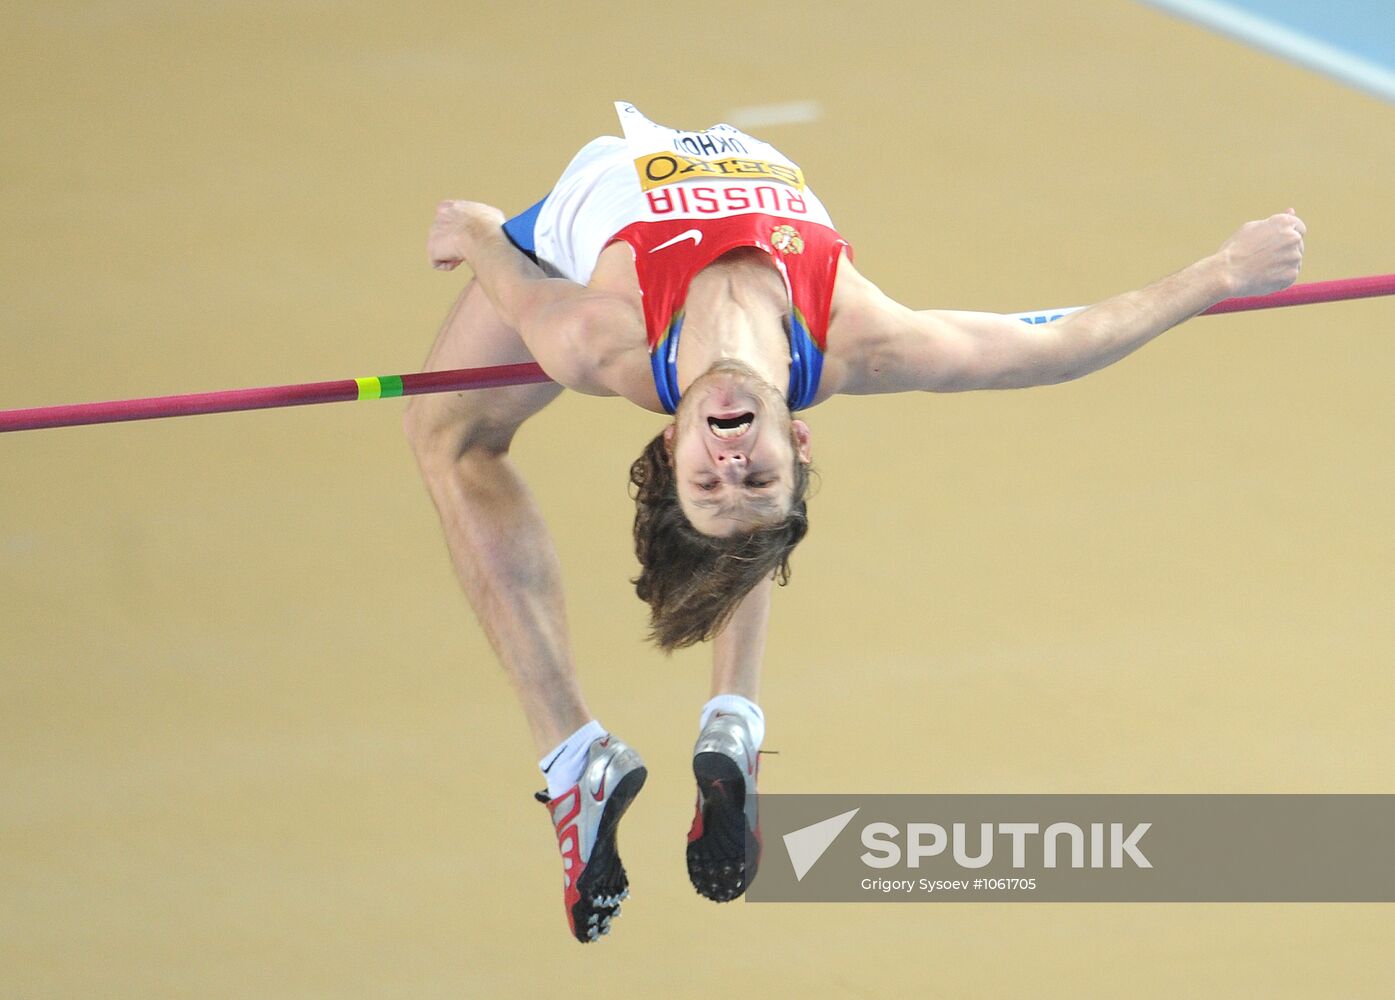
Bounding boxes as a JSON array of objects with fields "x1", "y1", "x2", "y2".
[
  {"x1": 699, "y1": 694, "x2": 765, "y2": 751},
  {"x1": 539, "y1": 719, "x2": 607, "y2": 801}
]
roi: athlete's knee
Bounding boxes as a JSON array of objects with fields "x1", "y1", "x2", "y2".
[
  {"x1": 404, "y1": 393, "x2": 512, "y2": 478},
  {"x1": 403, "y1": 392, "x2": 447, "y2": 466}
]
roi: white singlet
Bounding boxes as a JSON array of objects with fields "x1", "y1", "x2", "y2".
[{"x1": 530, "y1": 102, "x2": 836, "y2": 285}]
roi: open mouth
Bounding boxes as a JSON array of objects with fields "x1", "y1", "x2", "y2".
[{"x1": 707, "y1": 412, "x2": 753, "y2": 439}]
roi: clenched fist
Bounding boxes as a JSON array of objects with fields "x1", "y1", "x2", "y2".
[
  {"x1": 428, "y1": 200, "x2": 507, "y2": 271},
  {"x1": 1217, "y1": 211, "x2": 1306, "y2": 298}
]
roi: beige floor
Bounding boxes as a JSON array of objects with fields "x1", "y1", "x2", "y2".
[{"x1": 3, "y1": 2, "x2": 1393, "y2": 997}]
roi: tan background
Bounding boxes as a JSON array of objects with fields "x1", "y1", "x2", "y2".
[{"x1": 3, "y1": 1, "x2": 1392, "y2": 996}]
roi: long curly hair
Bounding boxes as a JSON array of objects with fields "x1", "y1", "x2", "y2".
[{"x1": 629, "y1": 430, "x2": 811, "y2": 651}]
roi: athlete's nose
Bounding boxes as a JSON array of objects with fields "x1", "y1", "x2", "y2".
[{"x1": 715, "y1": 450, "x2": 747, "y2": 479}]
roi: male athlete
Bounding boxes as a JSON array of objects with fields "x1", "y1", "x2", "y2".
[{"x1": 405, "y1": 102, "x2": 1304, "y2": 942}]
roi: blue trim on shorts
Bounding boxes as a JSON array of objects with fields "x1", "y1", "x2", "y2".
[{"x1": 502, "y1": 196, "x2": 548, "y2": 260}]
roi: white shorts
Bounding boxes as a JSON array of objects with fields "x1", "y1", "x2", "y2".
[{"x1": 519, "y1": 136, "x2": 639, "y2": 285}]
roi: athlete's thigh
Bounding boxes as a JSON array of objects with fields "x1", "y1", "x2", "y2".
[{"x1": 413, "y1": 277, "x2": 564, "y2": 443}]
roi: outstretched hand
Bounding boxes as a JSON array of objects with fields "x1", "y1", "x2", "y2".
[
  {"x1": 428, "y1": 200, "x2": 507, "y2": 271},
  {"x1": 1217, "y1": 211, "x2": 1306, "y2": 298}
]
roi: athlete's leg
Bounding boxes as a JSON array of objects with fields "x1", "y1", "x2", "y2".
[
  {"x1": 404, "y1": 277, "x2": 585, "y2": 756},
  {"x1": 708, "y1": 575, "x2": 772, "y2": 701},
  {"x1": 406, "y1": 277, "x2": 646, "y2": 943},
  {"x1": 687, "y1": 578, "x2": 772, "y2": 902}
]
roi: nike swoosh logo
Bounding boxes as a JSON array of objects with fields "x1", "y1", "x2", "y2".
[
  {"x1": 649, "y1": 229, "x2": 703, "y2": 253},
  {"x1": 541, "y1": 744, "x2": 567, "y2": 773},
  {"x1": 592, "y1": 770, "x2": 607, "y2": 802}
]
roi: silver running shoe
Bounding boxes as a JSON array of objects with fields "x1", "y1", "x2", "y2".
[
  {"x1": 686, "y1": 712, "x2": 761, "y2": 902},
  {"x1": 535, "y1": 734, "x2": 647, "y2": 943}
]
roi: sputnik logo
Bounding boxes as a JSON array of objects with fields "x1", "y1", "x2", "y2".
[{"x1": 783, "y1": 808, "x2": 860, "y2": 881}]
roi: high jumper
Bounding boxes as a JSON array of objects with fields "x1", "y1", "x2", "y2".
[{"x1": 408, "y1": 101, "x2": 1304, "y2": 943}]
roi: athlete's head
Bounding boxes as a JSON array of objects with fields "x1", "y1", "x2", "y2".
[
  {"x1": 665, "y1": 359, "x2": 813, "y2": 535},
  {"x1": 630, "y1": 359, "x2": 813, "y2": 651}
]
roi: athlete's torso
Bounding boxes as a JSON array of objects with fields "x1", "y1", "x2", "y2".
[{"x1": 556, "y1": 103, "x2": 853, "y2": 412}]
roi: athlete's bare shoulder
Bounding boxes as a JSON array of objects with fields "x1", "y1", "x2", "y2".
[
  {"x1": 809, "y1": 254, "x2": 891, "y2": 402},
  {"x1": 587, "y1": 241, "x2": 643, "y2": 299},
  {"x1": 582, "y1": 242, "x2": 666, "y2": 413}
]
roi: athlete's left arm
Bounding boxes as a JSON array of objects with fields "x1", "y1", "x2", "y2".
[
  {"x1": 828, "y1": 213, "x2": 1305, "y2": 394},
  {"x1": 427, "y1": 200, "x2": 646, "y2": 396}
]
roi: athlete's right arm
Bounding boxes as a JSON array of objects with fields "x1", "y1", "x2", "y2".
[
  {"x1": 427, "y1": 200, "x2": 646, "y2": 396},
  {"x1": 825, "y1": 213, "x2": 1304, "y2": 395}
]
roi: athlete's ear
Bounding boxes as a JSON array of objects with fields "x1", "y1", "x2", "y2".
[
  {"x1": 662, "y1": 422, "x2": 676, "y2": 456},
  {"x1": 791, "y1": 419, "x2": 812, "y2": 464}
]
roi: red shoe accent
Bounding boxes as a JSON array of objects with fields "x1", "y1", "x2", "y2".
[
  {"x1": 687, "y1": 796, "x2": 706, "y2": 843},
  {"x1": 545, "y1": 787, "x2": 584, "y2": 936}
]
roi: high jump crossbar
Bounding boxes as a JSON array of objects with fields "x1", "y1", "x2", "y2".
[{"x1": 3, "y1": 273, "x2": 1392, "y2": 433}]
